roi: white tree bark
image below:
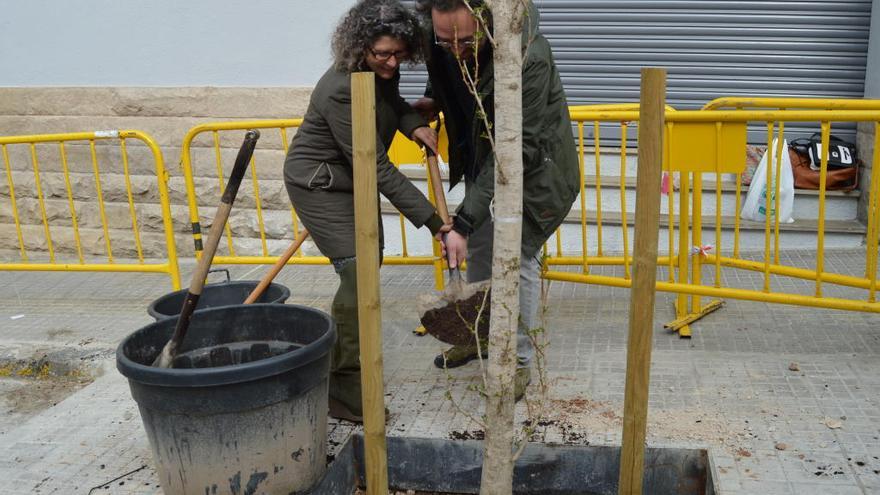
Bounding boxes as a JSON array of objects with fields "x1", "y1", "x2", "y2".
[{"x1": 479, "y1": 1, "x2": 526, "y2": 493}]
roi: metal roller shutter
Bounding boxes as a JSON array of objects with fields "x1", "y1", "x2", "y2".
[{"x1": 402, "y1": 0, "x2": 872, "y2": 108}]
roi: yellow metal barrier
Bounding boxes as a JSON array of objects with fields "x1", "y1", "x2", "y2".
[
  {"x1": 703, "y1": 97, "x2": 880, "y2": 111},
  {"x1": 180, "y1": 120, "x2": 449, "y2": 273},
  {"x1": 0, "y1": 130, "x2": 181, "y2": 289},
  {"x1": 178, "y1": 104, "x2": 880, "y2": 331},
  {"x1": 544, "y1": 105, "x2": 880, "y2": 335},
  {"x1": 6, "y1": 101, "x2": 875, "y2": 325}
]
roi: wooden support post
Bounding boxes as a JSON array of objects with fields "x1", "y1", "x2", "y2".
[
  {"x1": 618, "y1": 68, "x2": 667, "y2": 495},
  {"x1": 351, "y1": 72, "x2": 389, "y2": 495}
]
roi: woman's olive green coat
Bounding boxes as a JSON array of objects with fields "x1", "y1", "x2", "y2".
[{"x1": 284, "y1": 67, "x2": 442, "y2": 259}]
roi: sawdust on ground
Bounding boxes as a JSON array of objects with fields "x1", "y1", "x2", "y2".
[{"x1": 541, "y1": 394, "x2": 783, "y2": 458}]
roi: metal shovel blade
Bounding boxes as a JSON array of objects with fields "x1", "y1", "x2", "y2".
[{"x1": 418, "y1": 268, "x2": 491, "y2": 346}]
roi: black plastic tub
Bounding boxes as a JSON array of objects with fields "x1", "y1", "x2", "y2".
[
  {"x1": 313, "y1": 434, "x2": 717, "y2": 494},
  {"x1": 117, "y1": 304, "x2": 335, "y2": 495},
  {"x1": 146, "y1": 280, "x2": 290, "y2": 320}
]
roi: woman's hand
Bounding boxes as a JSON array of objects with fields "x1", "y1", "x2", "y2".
[
  {"x1": 412, "y1": 97, "x2": 438, "y2": 121},
  {"x1": 411, "y1": 126, "x2": 439, "y2": 156}
]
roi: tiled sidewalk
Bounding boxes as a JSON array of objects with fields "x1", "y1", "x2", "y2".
[{"x1": 0, "y1": 250, "x2": 878, "y2": 494}]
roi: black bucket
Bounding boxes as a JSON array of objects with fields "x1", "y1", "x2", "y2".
[
  {"x1": 147, "y1": 280, "x2": 290, "y2": 320},
  {"x1": 117, "y1": 304, "x2": 335, "y2": 495}
]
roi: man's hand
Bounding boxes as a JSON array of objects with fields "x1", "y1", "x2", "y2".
[
  {"x1": 412, "y1": 97, "x2": 438, "y2": 122},
  {"x1": 443, "y1": 229, "x2": 468, "y2": 269},
  {"x1": 411, "y1": 126, "x2": 439, "y2": 156},
  {"x1": 434, "y1": 220, "x2": 452, "y2": 254}
]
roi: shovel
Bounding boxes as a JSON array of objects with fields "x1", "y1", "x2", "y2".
[
  {"x1": 417, "y1": 141, "x2": 491, "y2": 346},
  {"x1": 242, "y1": 228, "x2": 310, "y2": 304},
  {"x1": 153, "y1": 130, "x2": 260, "y2": 368}
]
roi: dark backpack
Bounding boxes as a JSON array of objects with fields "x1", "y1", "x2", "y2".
[{"x1": 790, "y1": 133, "x2": 857, "y2": 171}]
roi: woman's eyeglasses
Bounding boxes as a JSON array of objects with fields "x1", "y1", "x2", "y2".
[{"x1": 368, "y1": 47, "x2": 409, "y2": 62}]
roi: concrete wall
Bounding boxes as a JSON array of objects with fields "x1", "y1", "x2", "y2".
[
  {"x1": 0, "y1": 1, "x2": 357, "y2": 260},
  {"x1": 0, "y1": 88, "x2": 317, "y2": 260},
  {"x1": 0, "y1": 0, "x2": 355, "y2": 87},
  {"x1": 1, "y1": 1, "x2": 877, "y2": 262},
  {"x1": 858, "y1": 0, "x2": 880, "y2": 222}
]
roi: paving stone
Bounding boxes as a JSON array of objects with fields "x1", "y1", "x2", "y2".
[{"x1": 1, "y1": 250, "x2": 879, "y2": 493}]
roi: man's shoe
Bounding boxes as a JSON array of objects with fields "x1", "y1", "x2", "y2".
[
  {"x1": 433, "y1": 342, "x2": 488, "y2": 369},
  {"x1": 514, "y1": 367, "x2": 532, "y2": 402}
]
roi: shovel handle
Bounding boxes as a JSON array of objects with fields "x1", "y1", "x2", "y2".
[
  {"x1": 154, "y1": 130, "x2": 260, "y2": 367},
  {"x1": 424, "y1": 119, "x2": 461, "y2": 277},
  {"x1": 424, "y1": 120, "x2": 449, "y2": 224},
  {"x1": 190, "y1": 129, "x2": 259, "y2": 297},
  {"x1": 426, "y1": 153, "x2": 449, "y2": 223},
  {"x1": 243, "y1": 228, "x2": 310, "y2": 304}
]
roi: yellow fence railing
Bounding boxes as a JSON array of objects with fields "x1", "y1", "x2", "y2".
[
  {"x1": 179, "y1": 120, "x2": 451, "y2": 279},
  {"x1": 178, "y1": 103, "x2": 879, "y2": 334},
  {"x1": 543, "y1": 104, "x2": 880, "y2": 336},
  {"x1": 703, "y1": 96, "x2": 880, "y2": 111},
  {"x1": 7, "y1": 100, "x2": 875, "y2": 328},
  {"x1": 0, "y1": 130, "x2": 181, "y2": 289}
]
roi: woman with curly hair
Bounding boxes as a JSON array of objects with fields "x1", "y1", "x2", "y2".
[{"x1": 283, "y1": 0, "x2": 448, "y2": 423}]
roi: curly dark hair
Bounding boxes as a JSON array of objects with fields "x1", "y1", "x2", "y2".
[{"x1": 332, "y1": 0, "x2": 425, "y2": 72}]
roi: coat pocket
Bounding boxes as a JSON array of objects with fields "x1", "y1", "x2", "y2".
[
  {"x1": 523, "y1": 149, "x2": 577, "y2": 239},
  {"x1": 289, "y1": 161, "x2": 353, "y2": 191},
  {"x1": 306, "y1": 162, "x2": 333, "y2": 190}
]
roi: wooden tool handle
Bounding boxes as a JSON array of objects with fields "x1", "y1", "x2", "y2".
[
  {"x1": 424, "y1": 119, "x2": 450, "y2": 224},
  {"x1": 243, "y1": 228, "x2": 310, "y2": 304},
  {"x1": 189, "y1": 129, "x2": 260, "y2": 298},
  {"x1": 426, "y1": 152, "x2": 449, "y2": 223},
  {"x1": 153, "y1": 130, "x2": 260, "y2": 368}
]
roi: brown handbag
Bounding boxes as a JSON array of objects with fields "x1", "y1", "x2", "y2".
[{"x1": 789, "y1": 146, "x2": 858, "y2": 191}]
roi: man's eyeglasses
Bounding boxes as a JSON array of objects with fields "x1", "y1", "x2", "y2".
[
  {"x1": 433, "y1": 31, "x2": 477, "y2": 51},
  {"x1": 368, "y1": 47, "x2": 409, "y2": 62}
]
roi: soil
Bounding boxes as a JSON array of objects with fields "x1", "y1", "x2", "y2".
[
  {"x1": 172, "y1": 340, "x2": 300, "y2": 368},
  {"x1": 449, "y1": 429, "x2": 485, "y2": 441},
  {"x1": 419, "y1": 289, "x2": 491, "y2": 346},
  {"x1": 539, "y1": 394, "x2": 785, "y2": 459},
  {"x1": 0, "y1": 370, "x2": 92, "y2": 435},
  {"x1": 356, "y1": 490, "x2": 457, "y2": 495},
  {"x1": 0, "y1": 347, "x2": 102, "y2": 435},
  {"x1": 5, "y1": 376, "x2": 90, "y2": 413}
]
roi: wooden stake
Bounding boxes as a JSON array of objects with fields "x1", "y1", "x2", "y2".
[
  {"x1": 351, "y1": 72, "x2": 389, "y2": 495},
  {"x1": 618, "y1": 68, "x2": 666, "y2": 495}
]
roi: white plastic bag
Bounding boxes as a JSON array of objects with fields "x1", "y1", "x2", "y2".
[{"x1": 740, "y1": 138, "x2": 795, "y2": 224}]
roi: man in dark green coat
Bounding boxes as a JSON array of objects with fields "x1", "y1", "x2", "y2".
[{"x1": 414, "y1": 0, "x2": 579, "y2": 400}]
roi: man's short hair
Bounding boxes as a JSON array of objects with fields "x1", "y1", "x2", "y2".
[{"x1": 414, "y1": 0, "x2": 486, "y2": 17}]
